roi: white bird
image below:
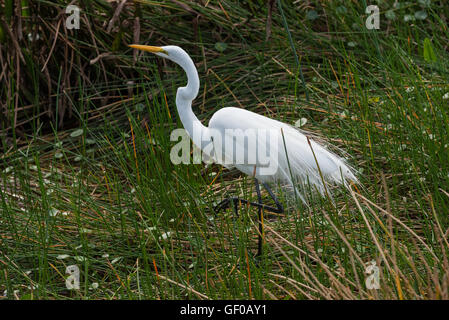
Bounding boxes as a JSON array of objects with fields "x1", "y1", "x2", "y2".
[{"x1": 129, "y1": 44, "x2": 357, "y2": 256}]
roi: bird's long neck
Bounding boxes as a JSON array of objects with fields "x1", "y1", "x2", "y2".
[{"x1": 175, "y1": 56, "x2": 208, "y2": 149}]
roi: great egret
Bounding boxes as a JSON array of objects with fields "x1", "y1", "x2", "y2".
[{"x1": 129, "y1": 44, "x2": 357, "y2": 256}]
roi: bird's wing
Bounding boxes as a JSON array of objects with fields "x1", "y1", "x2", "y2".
[{"x1": 208, "y1": 107, "x2": 357, "y2": 200}]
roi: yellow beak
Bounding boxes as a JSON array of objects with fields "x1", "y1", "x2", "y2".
[{"x1": 128, "y1": 44, "x2": 168, "y2": 55}]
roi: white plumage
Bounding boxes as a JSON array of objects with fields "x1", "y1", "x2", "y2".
[
  {"x1": 208, "y1": 107, "x2": 357, "y2": 201},
  {"x1": 129, "y1": 44, "x2": 357, "y2": 203}
]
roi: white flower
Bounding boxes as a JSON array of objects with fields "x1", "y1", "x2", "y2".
[
  {"x1": 159, "y1": 231, "x2": 172, "y2": 240},
  {"x1": 49, "y1": 208, "x2": 60, "y2": 217},
  {"x1": 295, "y1": 118, "x2": 308, "y2": 128},
  {"x1": 3, "y1": 289, "x2": 20, "y2": 297},
  {"x1": 111, "y1": 257, "x2": 122, "y2": 264},
  {"x1": 102, "y1": 253, "x2": 109, "y2": 258},
  {"x1": 74, "y1": 256, "x2": 86, "y2": 262},
  {"x1": 3, "y1": 166, "x2": 13, "y2": 174},
  {"x1": 57, "y1": 254, "x2": 70, "y2": 260},
  {"x1": 90, "y1": 282, "x2": 99, "y2": 290},
  {"x1": 404, "y1": 14, "x2": 415, "y2": 22},
  {"x1": 443, "y1": 92, "x2": 449, "y2": 100},
  {"x1": 27, "y1": 33, "x2": 40, "y2": 41}
]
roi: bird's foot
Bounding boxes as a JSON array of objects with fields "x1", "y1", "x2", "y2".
[
  {"x1": 214, "y1": 197, "x2": 240, "y2": 217},
  {"x1": 214, "y1": 198, "x2": 230, "y2": 212}
]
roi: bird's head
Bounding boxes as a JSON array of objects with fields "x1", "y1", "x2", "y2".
[
  {"x1": 128, "y1": 44, "x2": 199, "y2": 100},
  {"x1": 128, "y1": 44, "x2": 189, "y2": 67}
]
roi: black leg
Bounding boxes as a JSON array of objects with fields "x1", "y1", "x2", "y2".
[
  {"x1": 214, "y1": 181, "x2": 283, "y2": 214},
  {"x1": 214, "y1": 179, "x2": 284, "y2": 256},
  {"x1": 255, "y1": 179, "x2": 263, "y2": 257}
]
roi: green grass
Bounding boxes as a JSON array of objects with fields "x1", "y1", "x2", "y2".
[{"x1": 1, "y1": 0, "x2": 449, "y2": 299}]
